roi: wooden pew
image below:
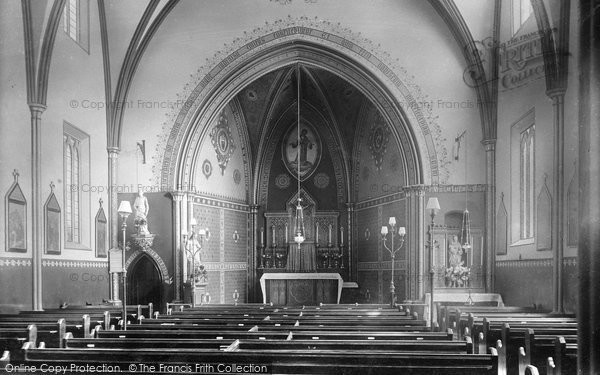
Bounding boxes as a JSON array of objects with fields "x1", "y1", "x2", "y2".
[
  {"x1": 0, "y1": 319, "x2": 66, "y2": 348},
  {"x1": 552, "y1": 336, "x2": 577, "y2": 375},
  {"x1": 518, "y1": 329, "x2": 577, "y2": 375},
  {"x1": 0, "y1": 314, "x2": 94, "y2": 338},
  {"x1": 0, "y1": 325, "x2": 36, "y2": 353},
  {"x1": 65, "y1": 337, "x2": 471, "y2": 353},
  {"x1": 15, "y1": 344, "x2": 499, "y2": 374}
]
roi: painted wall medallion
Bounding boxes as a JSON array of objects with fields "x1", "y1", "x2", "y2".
[
  {"x1": 233, "y1": 169, "x2": 241, "y2": 185},
  {"x1": 313, "y1": 172, "x2": 330, "y2": 189},
  {"x1": 282, "y1": 122, "x2": 321, "y2": 181},
  {"x1": 210, "y1": 111, "x2": 236, "y2": 175},
  {"x1": 368, "y1": 115, "x2": 390, "y2": 171},
  {"x1": 202, "y1": 159, "x2": 213, "y2": 179},
  {"x1": 275, "y1": 173, "x2": 291, "y2": 190}
]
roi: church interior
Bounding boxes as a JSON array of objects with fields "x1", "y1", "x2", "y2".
[{"x1": 1, "y1": 0, "x2": 599, "y2": 373}]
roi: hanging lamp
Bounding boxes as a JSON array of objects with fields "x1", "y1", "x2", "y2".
[
  {"x1": 460, "y1": 131, "x2": 472, "y2": 250},
  {"x1": 293, "y1": 63, "x2": 305, "y2": 245}
]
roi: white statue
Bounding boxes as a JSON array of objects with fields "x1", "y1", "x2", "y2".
[{"x1": 133, "y1": 190, "x2": 150, "y2": 235}]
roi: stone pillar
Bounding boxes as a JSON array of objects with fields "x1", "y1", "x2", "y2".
[
  {"x1": 482, "y1": 139, "x2": 496, "y2": 293},
  {"x1": 107, "y1": 147, "x2": 120, "y2": 304},
  {"x1": 346, "y1": 202, "x2": 355, "y2": 280},
  {"x1": 249, "y1": 204, "x2": 259, "y2": 301},
  {"x1": 577, "y1": 1, "x2": 600, "y2": 372},
  {"x1": 403, "y1": 186, "x2": 425, "y2": 300},
  {"x1": 29, "y1": 104, "x2": 45, "y2": 311},
  {"x1": 171, "y1": 191, "x2": 185, "y2": 302},
  {"x1": 547, "y1": 90, "x2": 566, "y2": 313}
]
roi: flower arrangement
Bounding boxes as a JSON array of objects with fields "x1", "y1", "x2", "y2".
[
  {"x1": 193, "y1": 264, "x2": 208, "y2": 283},
  {"x1": 445, "y1": 265, "x2": 471, "y2": 287}
]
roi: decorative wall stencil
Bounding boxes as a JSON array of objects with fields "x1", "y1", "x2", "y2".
[
  {"x1": 496, "y1": 193, "x2": 508, "y2": 256},
  {"x1": 5, "y1": 169, "x2": 26, "y2": 252},
  {"x1": 364, "y1": 228, "x2": 371, "y2": 241},
  {"x1": 209, "y1": 111, "x2": 236, "y2": 175},
  {"x1": 536, "y1": 176, "x2": 552, "y2": 251},
  {"x1": 368, "y1": 114, "x2": 391, "y2": 171},
  {"x1": 233, "y1": 169, "x2": 241, "y2": 185},
  {"x1": 202, "y1": 159, "x2": 213, "y2": 179},
  {"x1": 282, "y1": 122, "x2": 322, "y2": 181},
  {"x1": 313, "y1": 172, "x2": 330, "y2": 189},
  {"x1": 361, "y1": 166, "x2": 370, "y2": 181},
  {"x1": 275, "y1": 174, "x2": 291, "y2": 190},
  {"x1": 246, "y1": 89, "x2": 258, "y2": 101},
  {"x1": 95, "y1": 198, "x2": 107, "y2": 258},
  {"x1": 44, "y1": 182, "x2": 61, "y2": 255},
  {"x1": 232, "y1": 230, "x2": 240, "y2": 243}
]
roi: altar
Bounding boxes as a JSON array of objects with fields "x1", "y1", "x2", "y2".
[{"x1": 260, "y1": 273, "x2": 343, "y2": 305}]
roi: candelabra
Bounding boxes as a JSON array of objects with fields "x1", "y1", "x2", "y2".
[
  {"x1": 182, "y1": 217, "x2": 210, "y2": 307},
  {"x1": 380, "y1": 217, "x2": 406, "y2": 308},
  {"x1": 117, "y1": 201, "x2": 132, "y2": 330},
  {"x1": 426, "y1": 197, "x2": 441, "y2": 331}
]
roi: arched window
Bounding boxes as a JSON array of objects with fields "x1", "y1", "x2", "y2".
[
  {"x1": 64, "y1": 134, "x2": 81, "y2": 244},
  {"x1": 520, "y1": 125, "x2": 535, "y2": 239},
  {"x1": 512, "y1": 0, "x2": 533, "y2": 34},
  {"x1": 62, "y1": 0, "x2": 89, "y2": 52}
]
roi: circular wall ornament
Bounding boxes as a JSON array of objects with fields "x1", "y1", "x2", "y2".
[
  {"x1": 313, "y1": 172, "x2": 330, "y2": 189},
  {"x1": 202, "y1": 159, "x2": 213, "y2": 179},
  {"x1": 275, "y1": 173, "x2": 291, "y2": 189},
  {"x1": 233, "y1": 169, "x2": 241, "y2": 185}
]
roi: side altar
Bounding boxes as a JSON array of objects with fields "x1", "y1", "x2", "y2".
[{"x1": 260, "y1": 272, "x2": 343, "y2": 305}]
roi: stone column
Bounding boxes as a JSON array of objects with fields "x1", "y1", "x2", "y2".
[
  {"x1": 577, "y1": 1, "x2": 600, "y2": 372},
  {"x1": 249, "y1": 204, "x2": 259, "y2": 301},
  {"x1": 171, "y1": 191, "x2": 185, "y2": 302},
  {"x1": 107, "y1": 147, "x2": 120, "y2": 304},
  {"x1": 345, "y1": 202, "x2": 355, "y2": 279},
  {"x1": 403, "y1": 186, "x2": 425, "y2": 300},
  {"x1": 482, "y1": 139, "x2": 496, "y2": 292},
  {"x1": 29, "y1": 103, "x2": 45, "y2": 311},
  {"x1": 547, "y1": 89, "x2": 566, "y2": 313}
]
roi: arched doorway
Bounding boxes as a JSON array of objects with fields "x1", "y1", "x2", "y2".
[{"x1": 127, "y1": 254, "x2": 163, "y2": 314}]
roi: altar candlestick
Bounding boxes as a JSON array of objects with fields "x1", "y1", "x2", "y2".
[
  {"x1": 328, "y1": 224, "x2": 332, "y2": 246},
  {"x1": 316, "y1": 223, "x2": 319, "y2": 244},
  {"x1": 340, "y1": 226, "x2": 344, "y2": 247},
  {"x1": 285, "y1": 223, "x2": 288, "y2": 243},
  {"x1": 260, "y1": 227, "x2": 264, "y2": 247},
  {"x1": 271, "y1": 225, "x2": 276, "y2": 247}
]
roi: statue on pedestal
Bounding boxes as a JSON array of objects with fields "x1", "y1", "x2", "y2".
[{"x1": 133, "y1": 190, "x2": 150, "y2": 235}]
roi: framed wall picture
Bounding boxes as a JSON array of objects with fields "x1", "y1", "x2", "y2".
[
  {"x1": 95, "y1": 199, "x2": 107, "y2": 258},
  {"x1": 5, "y1": 170, "x2": 26, "y2": 252},
  {"x1": 44, "y1": 183, "x2": 61, "y2": 255}
]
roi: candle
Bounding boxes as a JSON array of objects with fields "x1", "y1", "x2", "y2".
[
  {"x1": 285, "y1": 223, "x2": 288, "y2": 243},
  {"x1": 328, "y1": 224, "x2": 332, "y2": 244},
  {"x1": 381, "y1": 226, "x2": 388, "y2": 235},
  {"x1": 399, "y1": 226, "x2": 406, "y2": 236},
  {"x1": 316, "y1": 223, "x2": 319, "y2": 243},
  {"x1": 260, "y1": 227, "x2": 264, "y2": 247},
  {"x1": 271, "y1": 225, "x2": 276, "y2": 247},
  {"x1": 340, "y1": 226, "x2": 344, "y2": 246}
]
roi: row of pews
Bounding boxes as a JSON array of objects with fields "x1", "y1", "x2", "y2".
[
  {"x1": 1, "y1": 303, "x2": 498, "y2": 374},
  {"x1": 0, "y1": 301, "x2": 577, "y2": 374},
  {"x1": 426, "y1": 303, "x2": 577, "y2": 375}
]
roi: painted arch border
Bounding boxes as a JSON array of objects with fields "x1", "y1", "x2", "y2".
[{"x1": 159, "y1": 23, "x2": 442, "y2": 191}]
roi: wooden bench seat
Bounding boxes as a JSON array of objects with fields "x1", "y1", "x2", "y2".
[
  {"x1": 518, "y1": 329, "x2": 577, "y2": 375},
  {"x1": 13, "y1": 345, "x2": 499, "y2": 375},
  {"x1": 0, "y1": 320, "x2": 65, "y2": 348}
]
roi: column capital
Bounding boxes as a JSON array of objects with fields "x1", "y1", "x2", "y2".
[
  {"x1": 481, "y1": 138, "x2": 496, "y2": 152},
  {"x1": 107, "y1": 147, "x2": 120, "y2": 155},
  {"x1": 546, "y1": 88, "x2": 566, "y2": 99},
  {"x1": 249, "y1": 204, "x2": 260, "y2": 213},
  {"x1": 170, "y1": 191, "x2": 185, "y2": 202},
  {"x1": 403, "y1": 184, "x2": 426, "y2": 197},
  {"x1": 28, "y1": 103, "x2": 47, "y2": 116},
  {"x1": 345, "y1": 202, "x2": 355, "y2": 211}
]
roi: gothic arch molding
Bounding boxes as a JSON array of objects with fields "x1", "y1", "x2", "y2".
[
  {"x1": 158, "y1": 27, "x2": 443, "y2": 193},
  {"x1": 125, "y1": 248, "x2": 170, "y2": 283}
]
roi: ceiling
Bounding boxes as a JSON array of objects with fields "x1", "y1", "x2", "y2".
[{"x1": 234, "y1": 64, "x2": 374, "y2": 163}]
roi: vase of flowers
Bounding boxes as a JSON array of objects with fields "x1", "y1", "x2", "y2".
[{"x1": 445, "y1": 265, "x2": 471, "y2": 287}]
